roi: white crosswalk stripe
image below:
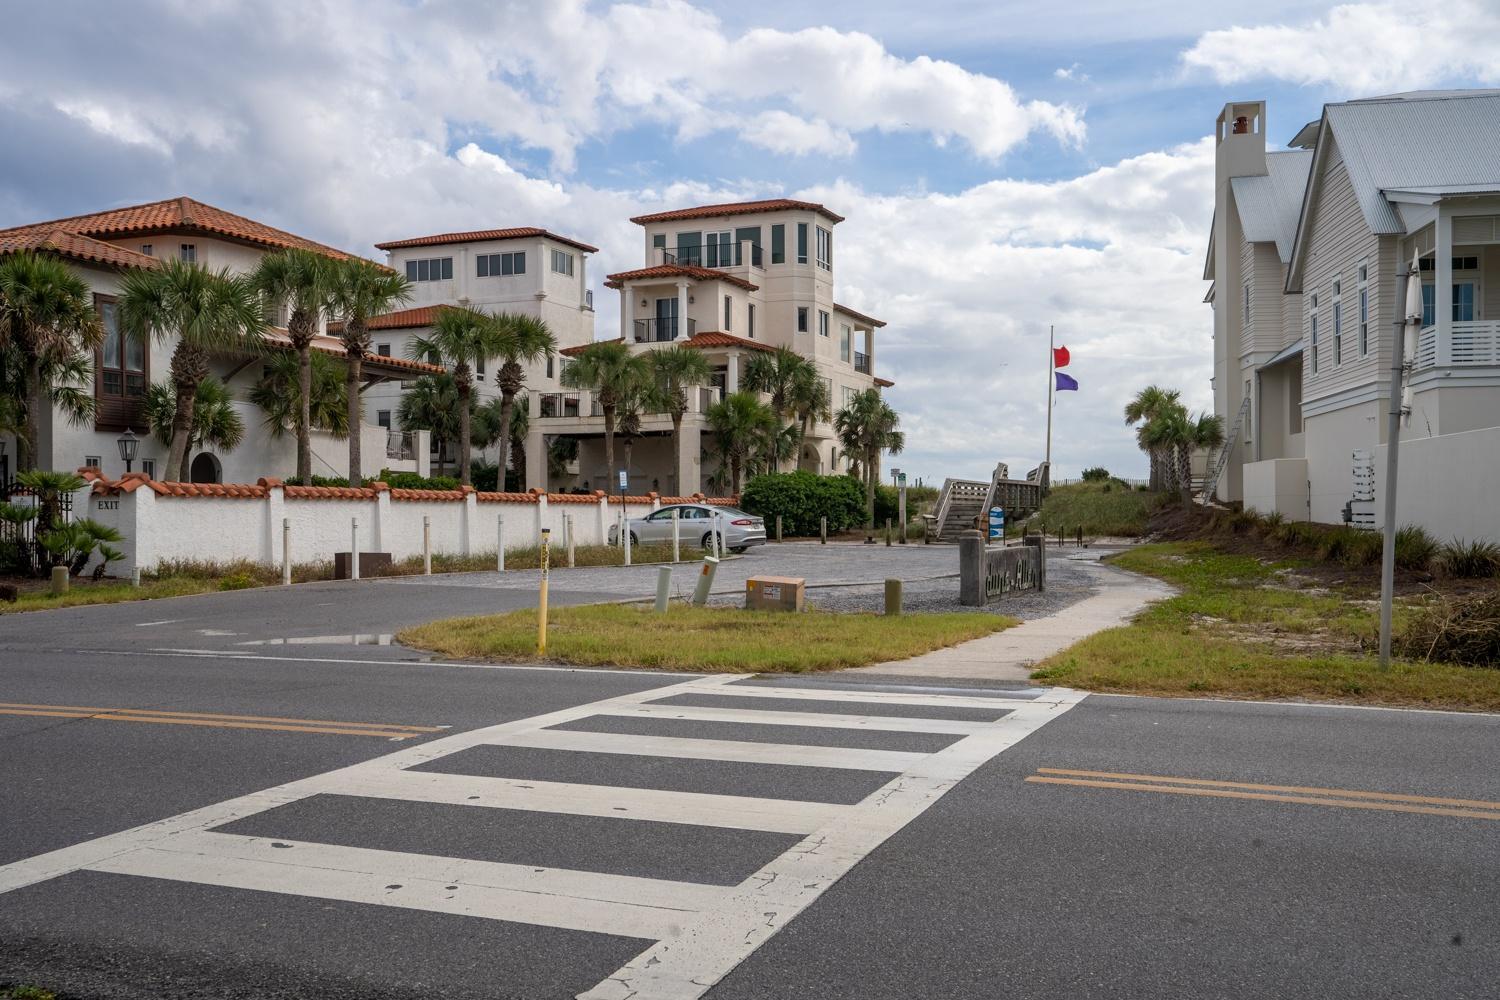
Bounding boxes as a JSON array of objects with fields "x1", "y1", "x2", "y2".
[{"x1": 0, "y1": 673, "x2": 1085, "y2": 1000}]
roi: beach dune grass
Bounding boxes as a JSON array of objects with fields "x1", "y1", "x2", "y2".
[{"x1": 398, "y1": 603, "x2": 1015, "y2": 673}]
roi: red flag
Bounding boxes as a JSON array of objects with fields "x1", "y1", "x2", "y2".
[{"x1": 1053, "y1": 345, "x2": 1070, "y2": 368}]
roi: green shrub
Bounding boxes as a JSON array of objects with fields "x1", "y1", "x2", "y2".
[
  {"x1": 1394, "y1": 524, "x2": 1439, "y2": 570},
  {"x1": 307, "y1": 475, "x2": 350, "y2": 487},
  {"x1": 1081, "y1": 466, "x2": 1110, "y2": 482},
  {"x1": 1261, "y1": 511, "x2": 1285, "y2": 531},
  {"x1": 873, "y1": 484, "x2": 902, "y2": 527},
  {"x1": 3, "y1": 986, "x2": 57, "y2": 1000},
  {"x1": 379, "y1": 470, "x2": 461, "y2": 491},
  {"x1": 1439, "y1": 538, "x2": 1500, "y2": 579},
  {"x1": 217, "y1": 573, "x2": 257, "y2": 591},
  {"x1": 1340, "y1": 529, "x2": 1384, "y2": 567},
  {"x1": 470, "y1": 462, "x2": 499, "y2": 492},
  {"x1": 1397, "y1": 592, "x2": 1500, "y2": 666},
  {"x1": 741, "y1": 472, "x2": 866, "y2": 535}
]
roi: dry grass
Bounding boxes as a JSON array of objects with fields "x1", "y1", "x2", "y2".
[{"x1": 399, "y1": 602, "x2": 1015, "y2": 673}]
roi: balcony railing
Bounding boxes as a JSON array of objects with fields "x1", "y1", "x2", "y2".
[
  {"x1": 663, "y1": 243, "x2": 763, "y2": 268},
  {"x1": 698, "y1": 386, "x2": 723, "y2": 412},
  {"x1": 633, "y1": 317, "x2": 698, "y2": 343},
  {"x1": 538, "y1": 393, "x2": 582, "y2": 418},
  {"x1": 385, "y1": 430, "x2": 417, "y2": 460},
  {"x1": 1415, "y1": 321, "x2": 1500, "y2": 369},
  {"x1": 854, "y1": 351, "x2": 870, "y2": 374}
]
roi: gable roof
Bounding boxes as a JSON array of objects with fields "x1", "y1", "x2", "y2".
[
  {"x1": 604, "y1": 263, "x2": 759, "y2": 291},
  {"x1": 0, "y1": 196, "x2": 357, "y2": 261},
  {"x1": 833, "y1": 303, "x2": 886, "y2": 329},
  {"x1": 1287, "y1": 90, "x2": 1500, "y2": 290},
  {"x1": 679, "y1": 331, "x2": 776, "y2": 353},
  {"x1": 629, "y1": 198, "x2": 845, "y2": 226},
  {"x1": 374, "y1": 226, "x2": 598, "y2": 253},
  {"x1": 261, "y1": 328, "x2": 444, "y2": 378},
  {"x1": 0, "y1": 227, "x2": 161, "y2": 271},
  {"x1": 1230, "y1": 149, "x2": 1313, "y2": 263}
]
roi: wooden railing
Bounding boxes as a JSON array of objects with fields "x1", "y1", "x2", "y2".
[{"x1": 1415, "y1": 321, "x2": 1500, "y2": 369}]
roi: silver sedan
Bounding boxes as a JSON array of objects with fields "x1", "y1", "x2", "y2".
[{"x1": 609, "y1": 503, "x2": 767, "y2": 553}]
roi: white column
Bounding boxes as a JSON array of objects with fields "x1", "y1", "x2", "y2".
[
  {"x1": 726, "y1": 352, "x2": 739, "y2": 393},
  {"x1": 676, "y1": 281, "x2": 689, "y2": 340},
  {"x1": 676, "y1": 422, "x2": 701, "y2": 495},
  {"x1": 372, "y1": 483, "x2": 390, "y2": 553},
  {"x1": 623, "y1": 283, "x2": 634, "y2": 341},
  {"x1": 1436, "y1": 208, "x2": 1453, "y2": 368},
  {"x1": 865, "y1": 327, "x2": 876, "y2": 379},
  {"x1": 262, "y1": 479, "x2": 285, "y2": 565},
  {"x1": 597, "y1": 493, "x2": 609, "y2": 543},
  {"x1": 460, "y1": 487, "x2": 476, "y2": 555},
  {"x1": 524, "y1": 426, "x2": 547, "y2": 492}
]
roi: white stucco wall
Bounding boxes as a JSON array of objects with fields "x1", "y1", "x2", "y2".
[
  {"x1": 1372, "y1": 425, "x2": 1500, "y2": 542},
  {"x1": 1243, "y1": 458, "x2": 1309, "y2": 521}
]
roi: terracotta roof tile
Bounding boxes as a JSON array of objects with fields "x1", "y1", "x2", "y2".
[
  {"x1": 875, "y1": 376, "x2": 895, "y2": 388},
  {"x1": 328, "y1": 305, "x2": 447, "y2": 334},
  {"x1": 475, "y1": 491, "x2": 541, "y2": 503},
  {"x1": 560, "y1": 338, "x2": 624, "y2": 357},
  {"x1": 0, "y1": 196, "x2": 358, "y2": 261},
  {"x1": 680, "y1": 331, "x2": 776, "y2": 353},
  {"x1": 834, "y1": 302, "x2": 887, "y2": 329},
  {"x1": 629, "y1": 198, "x2": 844, "y2": 225},
  {"x1": 604, "y1": 263, "x2": 758, "y2": 291},
  {"x1": 282, "y1": 485, "x2": 380, "y2": 500},
  {"x1": 390, "y1": 488, "x2": 468, "y2": 501},
  {"x1": 375, "y1": 227, "x2": 598, "y2": 254},
  {"x1": 0, "y1": 228, "x2": 162, "y2": 271},
  {"x1": 260, "y1": 329, "x2": 444, "y2": 377}
]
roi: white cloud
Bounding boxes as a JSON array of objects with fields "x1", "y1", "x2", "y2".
[
  {"x1": 1181, "y1": 1, "x2": 1500, "y2": 92},
  {"x1": 1053, "y1": 64, "x2": 1090, "y2": 83},
  {"x1": 740, "y1": 111, "x2": 857, "y2": 158}
]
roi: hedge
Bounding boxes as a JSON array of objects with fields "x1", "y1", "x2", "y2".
[{"x1": 740, "y1": 472, "x2": 866, "y2": 535}]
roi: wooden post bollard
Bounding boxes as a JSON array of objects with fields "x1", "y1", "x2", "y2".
[
  {"x1": 567, "y1": 515, "x2": 576, "y2": 568},
  {"x1": 820, "y1": 516, "x2": 827, "y2": 545},
  {"x1": 671, "y1": 507, "x2": 680, "y2": 563},
  {"x1": 50, "y1": 565, "x2": 68, "y2": 596},
  {"x1": 885, "y1": 518, "x2": 892, "y2": 547},
  {"x1": 776, "y1": 515, "x2": 783, "y2": 542},
  {"x1": 350, "y1": 517, "x2": 360, "y2": 581},
  {"x1": 282, "y1": 517, "x2": 291, "y2": 585},
  {"x1": 423, "y1": 515, "x2": 432, "y2": 575},
  {"x1": 884, "y1": 578, "x2": 902, "y2": 616},
  {"x1": 1077, "y1": 525, "x2": 1083, "y2": 548},
  {"x1": 654, "y1": 565, "x2": 671, "y2": 613}
]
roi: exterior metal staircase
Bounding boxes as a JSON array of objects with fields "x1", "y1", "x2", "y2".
[{"x1": 1198, "y1": 396, "x2": 1250, "y2": 506}]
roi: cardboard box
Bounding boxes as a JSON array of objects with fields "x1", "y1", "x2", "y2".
[{"x1": 746, "y1": 575, "x2": 805, "y2": 612}]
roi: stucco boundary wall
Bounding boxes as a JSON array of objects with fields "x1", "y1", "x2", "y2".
[
  {"x1": 1371, "y1": 426, "x2": 1500, "y2": 544},
  {"x1": 77, "y1": 470, "x2": 737, "y2": 577}
]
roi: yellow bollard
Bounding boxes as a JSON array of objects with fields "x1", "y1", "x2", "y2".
[{"x1": 537, "y1": 527, "x2": 551, "y2": 656}]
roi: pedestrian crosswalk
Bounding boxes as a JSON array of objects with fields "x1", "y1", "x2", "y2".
[{"x1": 0, "y1": 674, "x2": 1085, "y2": 1000}]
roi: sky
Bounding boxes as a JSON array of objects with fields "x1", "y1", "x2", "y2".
[{"x1": 5, "y1": 0, "x2": 1499, "y2": 483}]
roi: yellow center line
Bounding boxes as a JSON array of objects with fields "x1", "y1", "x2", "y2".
[
  {"x1": 1025, "y1": 775, "x2": 1500, "y2": 821},
  {"x1": 1035, "y1": 767, "x2": 1500, "y2": 812},
  {"x1": 0, "y1": 701, "x2": 443, "y2": 733}
]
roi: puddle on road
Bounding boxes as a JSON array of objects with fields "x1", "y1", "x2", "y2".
[{"x1": 238, "y1": 633, "x2": 397, "y2": 647}]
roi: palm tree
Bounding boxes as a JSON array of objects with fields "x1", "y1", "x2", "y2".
[
  {"x1": 742, "y1": 346, "x2": 816, "y2": 471},
  {"x1": 788, "y1": 365, "x2": 832, "y2": 469},
  {"x1": 1183, "y1": 412, "x2": 1225, "y2": 503},
  {"x1": 508, "y1": 394, "x2": 530, "y2": 491},
  {"x1": 397, "y1": 373, "x2": 461, "y2": 476},
  {"x1": 706, "y1": 391, "x2": 776, "y2": 495},
  {"x1": 645, "y1": 345, "x2": 712, "y2": 495},
  {"x1": 0, "y1": 340, "x2": 95, "y2": 468},
  {"x1": 328, "y1": 258, "x2": 411, "y2": 484},
  {"x1": 249, "y1": 351, "x2": 349, "y2": 447},
  {"x1": 1123, "y1": 385, "x2": 1181, "y2": 492},
  {"x1": 0, "y1": 251, "x2": 105, "y2": 470},
  {"x1": 254, "y1": 248, "x2": 335, "y2": 484},
  {"x1": 1141, "y1": 405, "x2": 1188, "y2": 494},
  {"x1": 408, "y1": 307, "x2": 500, "y2": 485},
  {"x1": 560, "y1": 341, "x2": 650, "y2": 491},
  {"x1": 119, "y1": 260, "x2": 263, "y2": 480},
  {"x1": 144, "y1": 376, "x2": 246, "y2": 481},
  {"x1": 488, "y1": 313, "x2": 555, "y2": 490},
  {"x1": 835, "y1": 388, "x2": 904, "y2": 529}
]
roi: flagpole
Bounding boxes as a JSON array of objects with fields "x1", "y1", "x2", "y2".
[{"x1": 1045, "y1": 325, "x2": 1054, "y2": 479}]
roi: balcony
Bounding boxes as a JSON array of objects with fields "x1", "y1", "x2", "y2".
[
  {"x1": 633, "y1": 317, "x2": 698, "y2": 343},
  {"x1": 538, "y1": 393, "x2": 582, "y2": 418},
  {"x1": 1415, "y1": 321, "x2": 1500, "y2": 369},
  {"x1": 698, "y1": 386, "x2": 723, "y2": 412},
  {"x1": 854, "y1": 351, "x2": 870, "y2": 374},
  {"x1": 663, "y1": 243, "x2": 763, "y2": 268},
  {"x1": 385, "y1": 430, "x2": 417, "y2": 460}
]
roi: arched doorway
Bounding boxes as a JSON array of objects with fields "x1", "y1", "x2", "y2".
[{"x1": 189, "y1": 452, "x2": 222, "y2": 484}]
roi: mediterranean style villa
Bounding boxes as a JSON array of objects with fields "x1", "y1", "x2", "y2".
[
  {"x1": 365, "y1": 197, "x2": 889, "y2": 496},
  {"x1": 0, "y1": 197, "x2": 439, "y2": 485},
  {"x1": 1205, "y1": 91, "x2": 1500, "y2": 541}
]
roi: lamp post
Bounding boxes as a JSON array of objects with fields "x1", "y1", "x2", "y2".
[
  {"x1": 117, "y1": 427, "x2": 139, "y2": 474},
  {"x1": 1378, "y1": 254, "x2": 1424, "y2": 669}
]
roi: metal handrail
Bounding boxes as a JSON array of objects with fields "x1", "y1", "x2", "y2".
[{"x1": 633, "y1": 317, "x2": 698, "y2": 343}]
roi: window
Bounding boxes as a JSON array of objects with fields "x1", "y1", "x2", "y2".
[
  {"x1": 179, "y1": 244, "x2": 196, "y2": 262},
  {"x1": 140, "y1": 244, "x2": 153, "y2": 257},
  {"x1": 377, "y1": 410, "x2": 391, "y2": 429},
  {"x1": 405, "y1": 257, "x2": 453, "y2": 282},
  {"x1": 550, "y1": 249, "x2": 575, "y2": 276},
  {"x1": 724, "y1": 295, "x2": 733, "y2": 331},
  {"x1": 1289, "y1": 365, "x2": 1302, "y2": 434},
  {"x1": 1243, "y1": 284, "x2": 1250, "y2": 324},
  {"x1": 1418, "y1": 256, "x2": 1479, "y2": 272},
  {"x1": 818, "y1": 310, "x2": 830, "y2": 338},
  {"x1": 1332, "y1": 279, "x2": 1343, "y2": 366},
  {"x1": 97, "y1": 294, "x2": 145, "y2": 399},
  {"x1": 734, "y1": 227, "x2": 761, "y2": 265},
  {"x1": 477, "y1": 251, "x2": 525, "y2": 277},
  {"x1": 676, "y1": 231, "x2": 701, "y2": 265},
  {"x1": 1309, "y1": 293, "x2": 1319, "y2": 374},
  {"x1": 771, "y1": 224, "x2": 785, "y2": 264},
  {"x1": 1358, "y1": 265, "x2": 1370, "y2": 355},
  {"x1": 796, "y1": 223, "x2": 808, "y2": 264},
  {"x1": 85, "y1": 455, "x2": 102, "y2": 470},
  {"x1": 815, "y1": 226, "x2": 832, "y2": 270},
  {"x1": 546, "y1": 352, "x2": 554, "y2": 379},
  {"x1": 797, "y1": 306, "x2": 809, "y2": 333},
  {"x1": 748, "y1": 303, "x2": 755, "y2": 339},
  {"x1": 841, "y1": 385, "x2": 855, "y2": 408},
  {"x1": 652, "y1": 233, "x2": 666, "y2": 252},
  {"x1": 1421, "y1": 284, "x2": 1435, "y2": 326},
  {"x1": 705, "y1": 231, "x2": 732, "y2": 268},
  {"x1": 377, "y1": 343, "x2": 391, "y2": 357},
  {"x1": 141, "y1": 459, "x2": 156, "y2": 479},
  {"x1": 1453, "y1": 281, "x2": 1476, "y2": 321},
  {"x1": 476, "y1": 354, "x2": 485, "y2": 376},
  {"x1": 840, "y1": 323, "x2": 851, "y2": 362}
]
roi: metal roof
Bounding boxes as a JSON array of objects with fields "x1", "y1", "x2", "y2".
[
  {"x1": 1325, "y1": 91, "x2": 1500, "y2": 235},
  {"x1": 1257, "y1": 341, "x2": 1303, "y2": 370},
  {"x1": 1231, "y1": 150, "x2": 1313, "y2": 262}
]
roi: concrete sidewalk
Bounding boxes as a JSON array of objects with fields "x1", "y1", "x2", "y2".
[{"x1": 851, "y1": 557, "x2": 1173, "y2": 683}]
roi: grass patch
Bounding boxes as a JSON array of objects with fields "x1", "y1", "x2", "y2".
[
  {"x1": 398, "y1": 603, "x2": 1014, "y2": 673},
  {"x1": 1032, "y1": 542, "x2": 1500, "y2": 711},
  {"x1": 1028, "y1": 481, "x2": 1167, "y2": 538}
]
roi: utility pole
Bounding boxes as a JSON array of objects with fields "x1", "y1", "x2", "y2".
[{"x1": 1379, "y1": 256, "x2": 1423, "y2": 668}]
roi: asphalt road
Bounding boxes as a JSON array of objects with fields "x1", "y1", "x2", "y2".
[{"x1": 2, "y1": 572, "x2": 1497, "y2": 999}]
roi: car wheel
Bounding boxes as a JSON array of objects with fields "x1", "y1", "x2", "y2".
[
  {"x1": 701, "y1": 532, "x2": 718, "y2": 551},
  {"x1": 629, "y1": 532, "x2": 639, "y2": 546}
]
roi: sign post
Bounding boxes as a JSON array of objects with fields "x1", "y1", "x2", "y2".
[
  {"x1": 988, "y1": 506, "x2": 1006, "y2": 542},
  {"x1": 537, "y1": 528, "x2": 551, "y2": 656},
  {"x1": 895, "y1": 470, "x2": 908, "y2": 545}
]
